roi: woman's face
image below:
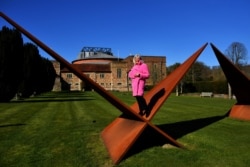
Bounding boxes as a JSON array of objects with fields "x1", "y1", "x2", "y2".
[{"x1": 134, "y1": 57, "x2": 140, "y2": 63}]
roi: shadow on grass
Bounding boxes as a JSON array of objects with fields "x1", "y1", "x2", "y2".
[
  {"x1": 124, "y1": 113, "x2": 227, "y2": 160},
  {"x1": 157, "y1": 114, "x2": 228, "y2": 139},
  {"x1": 0, "y1": 123, "x2": 26, "y2": 128}
]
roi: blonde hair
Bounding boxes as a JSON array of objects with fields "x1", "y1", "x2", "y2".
[{"x1": 133, "y1": 54, "x2": 141, "y2": 64}]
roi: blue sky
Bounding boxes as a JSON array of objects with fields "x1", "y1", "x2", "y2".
[{"x1": 0, "y1": 0, "x2": 249, "y2": 67}]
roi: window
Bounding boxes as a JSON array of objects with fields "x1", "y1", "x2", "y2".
[
  {"x1": 117, "y1": 83, "x2": 122, "y2": 86},
  {"x1": 66, "y1": 73, "x2": 72, "y2": 78},
  {"x1": 100, "y1": 73, "x2": 105, "y2": 78},
  {"x1": 117, "y1": 68, "x2": 122, "y2": 78}
]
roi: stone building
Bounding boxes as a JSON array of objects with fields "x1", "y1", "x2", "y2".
[{"x1": 52, "y1": 47, "x2": 166, "y2": 92}]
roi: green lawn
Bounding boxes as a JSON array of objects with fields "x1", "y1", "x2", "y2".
[{"x1": 1, "y1": 91, "x2": 250, "y2": 167}]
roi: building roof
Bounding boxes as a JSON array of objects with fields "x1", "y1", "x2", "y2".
[
  {"x1": 73, "y1": 52, "x2": 123, "y2": 64},
  {"x1": 82, "y1": 53, "x2": 117, "y2": 59}
]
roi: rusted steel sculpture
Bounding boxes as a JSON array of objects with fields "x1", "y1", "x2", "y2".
[
  {"x1": 0, "y1": 12, "x2": 207, "y2": 164},
  {"x1": 211, "y1": 43, "x2": 250, "y2": 120},
  {"x1": 102, "y1": 43, "x2": 208, "y2": 164}
]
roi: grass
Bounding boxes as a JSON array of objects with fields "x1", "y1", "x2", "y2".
[{"x1": 1, "y1": 91, "x2": 250, "y2": 167}]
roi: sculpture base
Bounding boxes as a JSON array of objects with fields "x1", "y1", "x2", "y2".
[
  {"x1": 230, "y1": 105, "x2": 250, "y2": 121},
  {"x1": 101, "y1": 116, "x2": 147, "y2": 164}
]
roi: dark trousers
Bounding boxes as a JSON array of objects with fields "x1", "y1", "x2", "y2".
[{"x1": 135, "y1": 96, "x2": 147, "y2": 113}]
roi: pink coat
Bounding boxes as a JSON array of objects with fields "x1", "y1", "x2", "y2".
[{"x1": 128, "y1": 61, "x2": 150, "y2": 96}]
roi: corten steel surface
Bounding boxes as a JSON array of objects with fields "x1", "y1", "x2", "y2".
[
  {"x1": 101, "y1": 43, "x2": 208, "y2": 164},
  {"x1": 211, "y1": 43, "x2": 250, "y2": 120},
  {"x1": 230, "y1": 105, "x2": 250, "y2": 120}
]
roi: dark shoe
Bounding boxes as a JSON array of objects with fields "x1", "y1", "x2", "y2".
[
  {"x1": 139, "y1": 111, "x2": 144, "y2": 116},
  {"x1": 139, "y1": 110, "x2": 146, "y2": 116},
  {"x1": 145, "y1": 110, "x2": 150, "y2": 117}
]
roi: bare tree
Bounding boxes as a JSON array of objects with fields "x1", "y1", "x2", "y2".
[
  {"x1": 225, "y1": 42, "x2": 248, "y2": 67},
  {"x1": 225, "y1": 42, "x2": 248, "y2": 99}
]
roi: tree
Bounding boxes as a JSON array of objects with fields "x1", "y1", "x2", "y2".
[
  {"x1": 211, "y1": 66, "x2": 226, "y2": 81},
  {"x1": 225, "y1": 42, "x2": 248, "y2": 99},
  {"x1": 225, "y1": 42, "x2": 248, "y2": 67},
  {"x1": 167, "y1": 61, "x2": 214, "y2": 94},
  {"x1": 0, "y1": 26, "x2": 56, "y2": 101},
  {"x1": 18, "y1": 43, "x2": 56, "y2": 97},
  {"x1": 0, "y1": 26, "x2": 24, "y2": 102},
  {"x1": 167, "y1": 63, "x2": 181, "y2": 75},
  {"x1": 18, "y1": 43, "x2": 43, "y2": 97},
  {"x1": 184, "y1": 61, "x2": 212, "y2": 83},
  {"x1": 36, "y1": 57, "x2": 56, "y2": 94}
]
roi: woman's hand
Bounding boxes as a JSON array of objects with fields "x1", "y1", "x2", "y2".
[{"x1": 135, "y1": 73, "x2": 140, "y2": 77}]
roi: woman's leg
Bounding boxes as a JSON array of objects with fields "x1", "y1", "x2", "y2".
[{"x1": 136, "y1": 96, "x2": 147, "y2": 115}]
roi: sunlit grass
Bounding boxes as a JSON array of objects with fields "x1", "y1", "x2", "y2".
[{"x1": 1, "y1": 91, "x2": 250, "y2": 167}]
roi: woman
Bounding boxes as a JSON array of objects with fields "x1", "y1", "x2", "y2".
[{"x1": 128, "y1": 54, "x2": 150, "y2": 116}]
